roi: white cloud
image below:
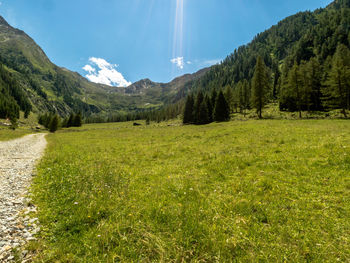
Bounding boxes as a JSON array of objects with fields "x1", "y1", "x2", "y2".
[
  {"x1": 171, "y1": 56, "x2": 184, "y2": 69},
  {"x1": 186, "y1": 61, "x2": 192, "y2": 65},
  {"x1": 82, "y1": 64, "x2": 95, "y2": 73},
  {"x1": 83, "y1": 57, "x2": 131, "y2": 87}
]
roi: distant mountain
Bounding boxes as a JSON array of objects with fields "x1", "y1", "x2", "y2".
[
  {"x1": 123, "y1": 67, "x2": 209, "y2": 101},
  {"x1": 0, "y1": 16, "x2": 208, "y2": 118}
]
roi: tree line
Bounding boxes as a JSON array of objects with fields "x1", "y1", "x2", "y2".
[{"x1": 38, "y1": 112, "x2": 82, "y2": 132}]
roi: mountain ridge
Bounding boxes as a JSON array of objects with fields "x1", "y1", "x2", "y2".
[{"x1": 0, "y1": 15, "x2": 208, "y2": 118}]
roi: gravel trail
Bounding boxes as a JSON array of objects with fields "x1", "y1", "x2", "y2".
[{"x1": 0, "y1": 133, "x2": 47, "y2": 262}]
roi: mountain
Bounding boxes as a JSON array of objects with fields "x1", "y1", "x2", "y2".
[
  {"x1": 123, "y1": 67, "x2": 209, "y2": 101},
  {"x1": 179, "y1": 0, "x2": 350, "y2": 108},
  {"x1": 0, "y1": 16, "x2": 208, "y2": 119}
]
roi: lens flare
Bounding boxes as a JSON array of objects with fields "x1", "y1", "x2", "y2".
[{"x1": 172, "y1": 0, "x2": 184, "y2": 65}]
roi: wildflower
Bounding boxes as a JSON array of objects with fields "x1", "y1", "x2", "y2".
[{"x1": 74, "y1": 202, "x2": 78, "y2": 205}]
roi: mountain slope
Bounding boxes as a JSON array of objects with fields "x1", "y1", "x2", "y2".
[
  {"x1": 0, "y1": 16, "x2": 208, "y2": 117},
  {"x1": 181, "y1": 0, "x2": 350, "y2": 100}
]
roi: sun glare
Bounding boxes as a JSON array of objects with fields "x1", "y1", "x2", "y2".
[{"x1": 172, "y1": 0, "x2": 184, "y2": 63}]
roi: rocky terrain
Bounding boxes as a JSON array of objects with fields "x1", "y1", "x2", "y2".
[{"x1": 0, "y1": 134, "x2": 47, "y2": 262}]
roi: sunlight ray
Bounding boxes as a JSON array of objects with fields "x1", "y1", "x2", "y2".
[{"x1": 172, "y1": 0, "x2": 184, "y2": 61}]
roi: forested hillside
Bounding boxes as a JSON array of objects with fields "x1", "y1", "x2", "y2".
[{"x1": 178, "y1": 0, "x2": 350, "y2": 120}]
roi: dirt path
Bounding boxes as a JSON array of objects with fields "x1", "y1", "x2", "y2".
[{"x1": 0, "y1": 133, "x2": 47, "y2": 262}]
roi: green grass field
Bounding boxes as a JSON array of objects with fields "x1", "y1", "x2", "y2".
[
  {"x1": 30, "y1": 120, "x2": 350, "y2": 262},
  {"x1": 0, "y1": 128, "x2": 34, "y2": 141}
]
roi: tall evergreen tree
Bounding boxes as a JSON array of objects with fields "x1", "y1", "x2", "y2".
[
  {"x1": 306, "y1": 57, "x2": 323, "y2": 111},
  {"x1": 214, "y1": 90, "x2": 230, "y2": 122},
  {"x1": 183, "y1": 94, "x2": 195, "y2": 124},
  {"x1": 49, "y1": 114, "x2": 59, "y2": 133},
  {"x1": 73, "y1": 112, "x2": 83, "y2": 127},
  {"x1": 211, "y1": 89, "x2": 217, "y2": 111},
  {"x1": 224, "y1": 85, "x2": 234, "y2": 113},
  {"x1": 205, "y1": 95, "x2": 213, "y2": 122},
  {"x1": 238, "y1": 79, "x2": 251, "y2": 116},
  {"x1": 67, "y1": 113, "x2": 74, "y2": 127},
  {"x1": 198, "y1": 100, "x2": 210, "y2": 125},
  {"x1": 288, "y1": 62, "x2": 303, "y2": 118},
  {"x1": 251, "y1": 56, "x2": 270, "y2": 118},
  {"x1": 194, "y1": 91, "x2": 204, "y2": 124},
  {"x1": 323, "y1": 44, "x2": 350, "y2": 117}
]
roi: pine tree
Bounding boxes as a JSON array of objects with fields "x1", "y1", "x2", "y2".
[
  {"x1": 288, "y1": 61, "x2": 303, "y2": 118},
  {"x1": 204, "y1": 95, "x2": 213, "y2": 122},
  {"x1": 183, "y1": 94, "x2": 195, "y2": 124},
  {"x1": 211, "y1": 89, "x2": 217, "y2": 111},
  {"x1": 306, "y1": 57, "x2": 323, "y2": 111},
  {"x1": 198, "y1": 100, "x2": 210, "y2": 125},
  {"x1": 49, "y1": 114, "x2": 59, "y2": 133},
  {"x1": 67, "y1": 113, "x2": 74, "y2": 127},
  {"x1": 323, "y1": 44, "x2": 350, "y2": 117},
  {"x1": 194, "y1": 91, "x2": 204, "y2": 124},
  {"x1": 214, "y1": 90, "x2": 230, "y2": 122},
  {"x1": 73, "y1": 113, "x2": 83, "y2": 127},
  {"x1": 251, "y1": 56, "x2": 270, "y2": 118},
  {"x1": 224, "y1": 85, "x2": 234, "y2": 113}
]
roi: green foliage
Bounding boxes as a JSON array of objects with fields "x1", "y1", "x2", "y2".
[
  {"x1": 213, "y1": 90, "x2": 230, "y2": 122},
  {"x1": 322, "y1": 44, "x2": 350, "y2": 117},
  {"x1": 9, "y1": 117, "x2": 18, "y2": 130},
  {"x1": 48, "y1": 114, "x2": 59, "y2": 133},
  {"x1": 175, "y1": 1, "x2": 350, "y2": 121},
  {"x1": 73, "y1": 113, "x2": 82, "y2": 127},
  {"x1": 31, "y1": 120, "x2": 350, "y2": 262},
  {"x1": 198, "y1": 100, "x2": 210, "y2": 125},
  {"x1": 183, "y1": 94, "x2": 195, "y2": 124},
  {"x1": 251, "y1": 56, "x2": 270, "y2": 118},
  {"x1": 0, "y1": 63, "x2": 31, "y2": 119}
]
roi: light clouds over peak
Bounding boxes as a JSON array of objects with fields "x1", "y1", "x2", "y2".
[
  {"x1": 170, "y1": 56, "x2": 184, "y2": 69},
  {"x1": 83, "y1": 57, "x2": 131, "y2": 87}
]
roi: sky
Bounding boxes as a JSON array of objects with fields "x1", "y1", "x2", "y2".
[{"x1": 0, "y1": 0, "x2": 333, "y2": 87}]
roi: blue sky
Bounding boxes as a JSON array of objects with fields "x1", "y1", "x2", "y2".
[{"x1": 0, "y1": 0, "x2": 332, "y2": 86}]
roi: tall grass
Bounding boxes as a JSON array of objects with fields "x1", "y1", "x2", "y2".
[{"x1": 30, "y1": 120, "x2": 350, "y2": 262}]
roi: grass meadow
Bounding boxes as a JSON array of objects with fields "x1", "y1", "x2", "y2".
[
  {"x1": 0, "y1": 128, "x2": 33, "y2": 141},
  {"x1": 29, "y1": 120, "x2": 350, "y2": 262}
]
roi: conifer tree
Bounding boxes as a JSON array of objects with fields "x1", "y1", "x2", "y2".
[
  {"x1": 323, "y1": 44, "x2": 350, "y2": 117},
  {"x1": 211, "y1": 89, "x2": 217, "y2": 111},
  {"x1": 238, "y1": 80, "x2": 251, "y2": 116},
  {"x1": 224, "y1": 85, "x2": 234, "y2": 113},
  {"x1": 198, "y1": 100, "x2": 210, "y2": 125},
  {"x1": 183, "y1": 94, "x2": 195, "y2": 124},
  {"x1": 73, "y1": 112, "x2": 83, "y2": 127},
  {"x1": 204, "y1": 95, "x2": 213, "y2": 122},
  {"x1": 288, "y1": 62, "x2": 303, "y2": 118},
  {"x1": 194, "y1": 91, "x2": 204, "y2": 124},
  {"x1": 49, "y1": 114, "x2": 59, "y2": 133},
  {"x1": 67, "y1": 113, "x2": 74, "y2": 127},
  {"x1": 306, "y1": 57, "x2": 322, "y2": 111},
  {"x1": 251, "y1": 56, "x2": 270, "y2": 118},
  {"x1": 214, "y1": 90, "x2": 230, "y2": 122}
]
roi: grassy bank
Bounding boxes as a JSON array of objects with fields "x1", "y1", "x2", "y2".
[
  {"x1": 30, "y1": 120, "x2": 350, "y2": 262},
  {"x1": 0, "y1": 128, "x2": 34, "y2": 141}
]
